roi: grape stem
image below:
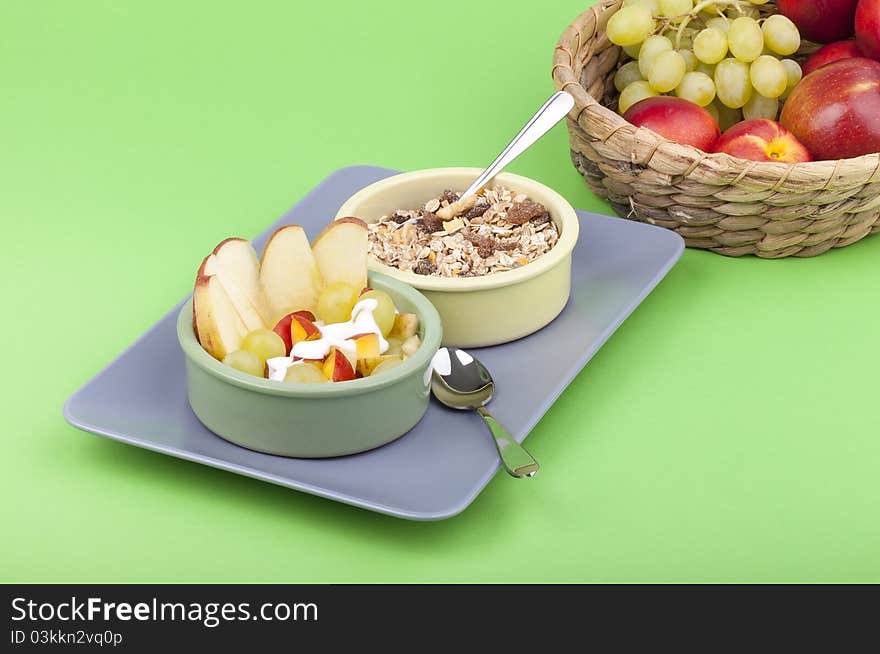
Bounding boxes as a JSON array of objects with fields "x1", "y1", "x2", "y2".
[{"x1": 672, "y1": 0, "x2": 752, "y2": 48}]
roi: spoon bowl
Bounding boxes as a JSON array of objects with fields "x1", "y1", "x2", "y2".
[{"x1": 431, "y1": 347, "x2": 539, "y2": 478}]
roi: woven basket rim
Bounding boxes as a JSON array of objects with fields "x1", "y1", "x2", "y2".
[{"x1": 552, "y1": 0, "x2": 880, "y2": 187}]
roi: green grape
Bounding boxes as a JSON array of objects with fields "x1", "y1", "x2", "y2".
[
  {"x1": 241, "y1": 328, "x2": 286, "y2": 364},
  {"x1": 676, "y1": 28, "x2": 696, "y2": 49},
  {"x1": 762, "y1": 15, "x2": 800, "y2": 56},
  {"x1": 624, "y1": 0, "x2": 659, "y2": 12},
  {"x1": 705, "y1": 17, "x2": 730, "y2": 34},
  {"x1": 696, "y1": 61, "x2": 716, "y2": 78},
  {"x1": 623, "y1": 43, "x2": 643, "y2": 59},
  {"x1": 715, "y1": 102, "x2": 743, "y2": 131},
  {"x1": 779, "y1": 58, "x2": 802, "y2": 99},
  {"x1": 284, "y1": 362, "x2": 328, "y2": 384},
  {"x1": 677, "y1": 48, "x2": 697, "y2": 72},
  {"x1": 648, "y1": 50, "x2": 686, "y2": 92},
  {"x1": 676, "y1": 71, "x2": 716, "y2": 106},
  {"x1": 371, "y1": 358, "x2": 405, "y2": 376},
  {"x1": 742, "y1": 93, "x2": 779, "y2": 121},
  {"x1": 619, "y1": 80, "x2": 659, "y2": 114},
  {"x1": 728, "y1": 17, "x2": 764, "y2": 62},
  {"x1": 750, "y1": 55, "x2": 787, "y2": 98},
  {"x1": 615, "y1": 60, "x2": 644, "y2": 92},
  {"x1": 658, "y1": 0, "x2": 692, "y2": 18},
  {"x1": 223, "y1": 349, "x2": 265, "y2": 377},
  {"x1": 358, "y1": 289, "x2": 396, "y2": 336},
  {"x1": 693, "y1": 28, "x2": 728, "y2": 64},
  {"x1": 638, "y1": 35, "x2": 673, "y2": 78},
  {"x1": 704, "y1": 101, "x2": 720, "y2": 124},
  {"x1": 607, "y1": 6, "x2": 656, "y2": 46},
  {"x1": 315, "y1": 281, "x2": 359, "y2": 324},
  {"x1": 714, "y1": 58, "x2": 752, "y2": 108}
]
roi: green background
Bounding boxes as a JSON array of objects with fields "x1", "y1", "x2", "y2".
[{"x1": 2, "y1": 0, "x2": 878, "y2": 583}]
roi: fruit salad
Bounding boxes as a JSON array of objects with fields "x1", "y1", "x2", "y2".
[{"x1": 192, "y1": 217, "x2": 422, "y2": 384}]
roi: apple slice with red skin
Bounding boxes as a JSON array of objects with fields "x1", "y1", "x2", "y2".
[
  {"x1": 259, "y1": 225, "x2": 323, "y2": 322},
  {"x1": 311, "y1": 217, "x2": 369, "y2": 292},
  {"x1": 203, "y1": 238, "x2": 273, "y2": 330},
  {"x1": 803, "y1": 40, "x2": 864, "y2": 76},
  {"x1": 322, "y1": 346, "x2": 357, "y2": 382},
  {"x1": 193, "y1": 274, "x2": 248, "y2": 360},
  {"x1": 359, "y1": 287, "x2": 373, "y2": 297},
  {"x1": 272, "y1": 310, "x2": 319, "y2": 354},
  {"x1": 712, "y1": 119, "x2": 813, "y2": 163}
]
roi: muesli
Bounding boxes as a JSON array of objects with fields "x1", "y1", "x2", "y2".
[{"x1": 367, "y1": 187, "x2": 559, "y2": 277}]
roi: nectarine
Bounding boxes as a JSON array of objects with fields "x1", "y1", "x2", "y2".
[
  {"x1": 623, "y1": 97, "x2": 720, "y2": 151},
  {"x1": 323, "y1": 347, "x2": 356, "y2": 382},
  {"x1": 712, "y1": 119, "x2": 813, "y2": 163}
]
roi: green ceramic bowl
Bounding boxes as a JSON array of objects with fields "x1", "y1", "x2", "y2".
[
  {"x1": 335, "y1": 168, "x2": 580, "y2": 348},
  {"x1": 177, "y1": 272, "x2": 442, "y2": 458}
]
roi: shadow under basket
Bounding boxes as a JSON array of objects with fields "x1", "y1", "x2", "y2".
[{"x1": 552, "y1": 0, "x2": 880, "y2": 258}]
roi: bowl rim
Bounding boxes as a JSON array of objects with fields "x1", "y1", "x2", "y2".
[
  {"x1": 334, "y1": 167, "x2": 580, "y2": 292},
  {"x1": 177, "y1": 272, "x2": 442, "y2": 398}
]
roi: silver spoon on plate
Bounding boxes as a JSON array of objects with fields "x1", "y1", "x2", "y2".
[
  {"x1": 393, "y1": 90, "x2": 574, "y2": 231},
  {"x1": 431, "y1": 347, "x2": 539, "y2": 478}
]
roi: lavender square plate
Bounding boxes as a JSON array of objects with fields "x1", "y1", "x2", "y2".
[{"x1": 64, "y1": 166, "x2": 683, "y2": 520}]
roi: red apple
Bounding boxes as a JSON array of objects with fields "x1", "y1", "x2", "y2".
[
  {"x1": 777, "y1": 0, "x2": 859, "y2": 43},
  {"x1": 856, "y1": 0, "x2": 880, "y2": 59},
  {"x1": 272, "y1": 310, "x2": 317, "y2": 354},
  {"x1": 803, "y1": 40, "x2": 864, "y2": 75},
  {"x1": 712, "y1": 119, "x2": 813, "y2": 163},
  {"x1": 780, "y1": 57, "x2": 880, "y2": 160},
  {"x1": 622, "y1": 97, "x2": 720, "y2": 151}
]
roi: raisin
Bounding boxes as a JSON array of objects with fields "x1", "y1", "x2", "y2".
[
  {"x1": 413, "y1": 260, "x2": 436, "y2": 275},
  {"x1": 390, "y1": 211, "x2": 410, "y2": 224},
  {"x1": 418, "y1": 212, "x2": 443, "y2": 233},
  {"x1": 441, "y1": 189, "x2": 460, "y2": 204},
  {"x1": 463, "y1": 202, "x2": 490, "y2": 220},
  {"x1": 465, "y1": 233, "x2": 496, "y2": 258},
  {"x1": 531, "y1": 212, "x2": 551, "y2": 226},
  {"x1": 506, "y1": 200, "x2": 548, "y2": 225}
]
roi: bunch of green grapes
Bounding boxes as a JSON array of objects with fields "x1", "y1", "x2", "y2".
[{"x1": 608, "y1": 0, "x2": 804, "y2": 129}]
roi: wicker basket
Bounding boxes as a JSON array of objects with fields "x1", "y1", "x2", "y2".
[{"x1": 552, "y1": 0, "x2": 880, "y2": 258}]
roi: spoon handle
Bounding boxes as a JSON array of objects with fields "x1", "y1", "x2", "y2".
[
  {"x1": 460, "y1": 91, "x2": 575, "y2": 201},
  {"x1": 475, "y1": 406, "x2": 539, "y2": 478}
]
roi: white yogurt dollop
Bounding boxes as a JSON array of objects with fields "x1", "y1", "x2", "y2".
[{"x1": 266, "y1": 298, "x2": 389, "y2": 381}]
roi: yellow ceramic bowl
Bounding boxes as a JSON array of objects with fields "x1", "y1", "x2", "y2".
[{"x1": 335, "y1": 168, "x2": 580, "y2": 347}]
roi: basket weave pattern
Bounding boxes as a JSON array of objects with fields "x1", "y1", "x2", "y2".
[{"x1": 552, "y1": 0, "x2": 880, "y2": 258}]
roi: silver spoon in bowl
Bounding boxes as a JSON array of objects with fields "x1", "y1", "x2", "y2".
[
  {"x1": 393, "y1": 91, "x2": 574, "y2": 231},
  {"x1": 431, "y1": 347, "x2": 539, "y2": 478}
]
